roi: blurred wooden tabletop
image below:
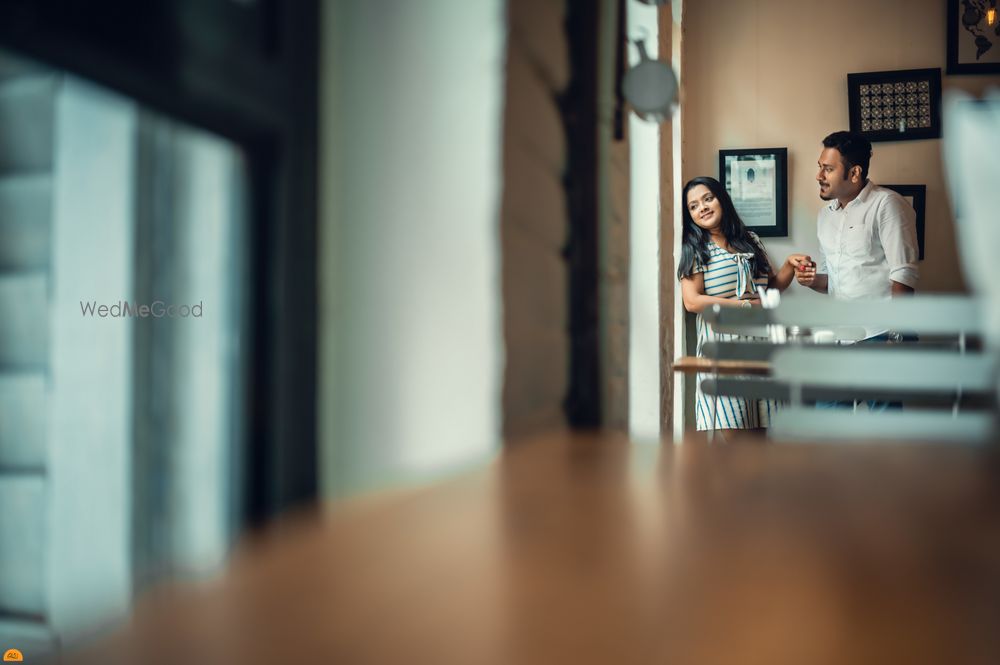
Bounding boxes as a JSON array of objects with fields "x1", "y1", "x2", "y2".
[
  {"x1": 673, "y1": 356, "x2": 771, "y2": 375},
  {"x1": 78, "y1": 432, "x2": 1000, "y2": 665}
]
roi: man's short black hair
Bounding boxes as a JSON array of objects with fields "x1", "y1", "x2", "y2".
[{"x1": 822, "y1": 130, "x2": 872, "y2": 181}]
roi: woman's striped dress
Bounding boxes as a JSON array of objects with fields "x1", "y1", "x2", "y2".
[{"x1": 691, "y1": 238, "x2": 778, "y2": 431}]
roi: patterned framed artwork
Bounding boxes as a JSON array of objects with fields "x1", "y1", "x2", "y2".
[
  {"x1": 847, "y1": 68, "x2": 942, "y2": 142},
  {"x1": 947, "y1": 0, "x2": 1000, "y2": 75},
  {"x1": 882, "y1": 184, "x2": 926, "y2": 261}
]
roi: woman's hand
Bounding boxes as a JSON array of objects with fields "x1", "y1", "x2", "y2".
[{"x1": 784, "y1": 254, "x2": 812, "y2": 272}]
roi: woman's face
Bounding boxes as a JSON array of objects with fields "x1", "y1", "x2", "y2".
[{"x1": 686, "y1": 184, "x2": 723, "y2": 232}]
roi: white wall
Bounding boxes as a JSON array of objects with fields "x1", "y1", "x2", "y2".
[
  {"x1": 627, "y1": 1, "x2": 662, "y2": 442},
  {"x1": 319, "y1": 0, "x2": 506, "y2": 496}
]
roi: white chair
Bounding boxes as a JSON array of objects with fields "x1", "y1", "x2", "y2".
[{"x1": 700, "y1": 296, "x2": 997, "y2": 444}]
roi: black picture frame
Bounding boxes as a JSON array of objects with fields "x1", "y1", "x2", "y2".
[
  {"x1": 947, "y1": 0, "x2": 1000, "y2": 75},
  {"x1": 718, "y1": 147, "x2": 788, "y2": 238},
  {"x1": 847, "y1": 68, "x2": 942, "y2": 143},
  {"x1": 882, "y1": 184, "x2": 926, "y2": 261}
]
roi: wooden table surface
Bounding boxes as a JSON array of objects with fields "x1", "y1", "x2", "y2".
[
  {"x1": 77, "y1": 433, "x2": 1000, "y2": 665},
  {"x1": 673, "y1": 355, "x2": 771, "y2": 375}
]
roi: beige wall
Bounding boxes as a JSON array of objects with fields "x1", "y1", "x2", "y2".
[
  {"x1": 658, "y1": 4, "x2": 676, "y2": 435},
  {"x1": 682, "y1": 0, "x2": 1000, "y2": 294},
  {"x1": 599, "y1": 0, "x2": 630, "y2": 432},
  {"x1": 502, "y1": 0, "x2": 630, "y2": 436},
  {"x1": 500, "y1": 0, "x2": 570, "y2": 438}
]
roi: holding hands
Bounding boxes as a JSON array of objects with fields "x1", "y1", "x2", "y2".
[
  {"x1": 767, "y1": 253, "x2": 814, "y2": 292},
  {"x1": 785, "y1": 254, "x2": 812, "y2": 273},
  {"x1": 793, "y1": 256, "x2": 818, "y2": 287}
]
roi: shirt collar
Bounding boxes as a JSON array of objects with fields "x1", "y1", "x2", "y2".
[{"x1": 828, "y1": 179, "x2": 876, "y2": 211}]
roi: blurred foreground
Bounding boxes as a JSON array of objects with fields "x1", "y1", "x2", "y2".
[{"x1": 72, "y1": 433, "x2": 1000, "y2": 665}]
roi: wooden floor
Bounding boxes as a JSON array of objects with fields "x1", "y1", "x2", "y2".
[{"x1": 76, "y1": 432, "x2": 1000, "y2": 665}]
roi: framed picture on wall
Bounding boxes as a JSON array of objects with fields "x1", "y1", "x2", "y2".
[
  {"x1": 718, "y1": 147, "x2": 787, "y2": 238},
  {"x1": 847, "y1": 68, "x2": 942, "y2": 142},
  {"x1": 882, "y1": 184, "x2": 926, "y2": 260},
  {"x1": 947, "y1": 0, "x2": 1000, "y2": 75}
]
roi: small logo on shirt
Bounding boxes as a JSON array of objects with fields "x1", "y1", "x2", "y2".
[{"x1": 3, "y1": 649, "x2": 23, "y2": 662}]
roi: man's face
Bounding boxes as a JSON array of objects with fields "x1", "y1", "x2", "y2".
[{"x1": 816, "y1": 147, "x2": 861, "y2": 202}]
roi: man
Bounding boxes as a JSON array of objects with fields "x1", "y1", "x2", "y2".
[
  {"x1": 796, "y1": 130, "x2": 920, "y2": 410},
  {"x1": 796, "y1": 130, "x2": 919, "y2": 309}
]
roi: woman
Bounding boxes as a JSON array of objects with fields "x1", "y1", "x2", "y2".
[{"x1": 678, "y1": 176, "x2": 808, "y2": 433}]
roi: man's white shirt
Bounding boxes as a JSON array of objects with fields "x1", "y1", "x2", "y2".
[{"x1": 816, "y1": 180, "x2": 919, "y2": 339}]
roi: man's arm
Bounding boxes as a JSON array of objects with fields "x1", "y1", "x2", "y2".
[
  {"x1": 810, "y1": 273, "x2": 829, "y2": 294},
  {"x1": 879, "y1": 195, "x2": 919, "y2": 294},
  {"x1": 891, "y1": 280, "x2": 914, "y2": 297}
]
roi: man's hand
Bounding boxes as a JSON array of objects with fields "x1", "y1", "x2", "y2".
[
  {"x1": 769, "y1": 254, "x2": 813, "y2": 291},
  {"x1": 794, "y1": 260, "x2": 829, "y2": 293},
  {"x1": 795, "y1": 259, "x2": 818, "y2": 287}
]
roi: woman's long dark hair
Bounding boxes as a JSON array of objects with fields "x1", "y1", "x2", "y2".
[{"x1": 676, "y1": 176, "x2": 772, "y2": 280}]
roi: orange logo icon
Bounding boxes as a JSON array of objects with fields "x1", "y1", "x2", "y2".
[{"x1": 2, "y1": 649, "x2": 22, "y2": 662}]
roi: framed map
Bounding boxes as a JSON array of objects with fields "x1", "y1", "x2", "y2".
[
  {"x1": 847, "y1": 68, "x2": 942, "y2": 143},
  {"x1": 948, "y1": 0, "x2": 1000, "y2": 74}
]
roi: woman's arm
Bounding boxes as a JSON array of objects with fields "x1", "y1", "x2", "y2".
[
  {"x1": 768, "y1": 254, "x2": 811, "y2": 291},
  {"x1": 681, "y1": 273, "x2": 758, "y2": 313}
]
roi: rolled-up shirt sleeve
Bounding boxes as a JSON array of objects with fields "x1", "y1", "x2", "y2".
[{"x1": 878, "y1": 194, "x2": 919, "y2": 288}]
